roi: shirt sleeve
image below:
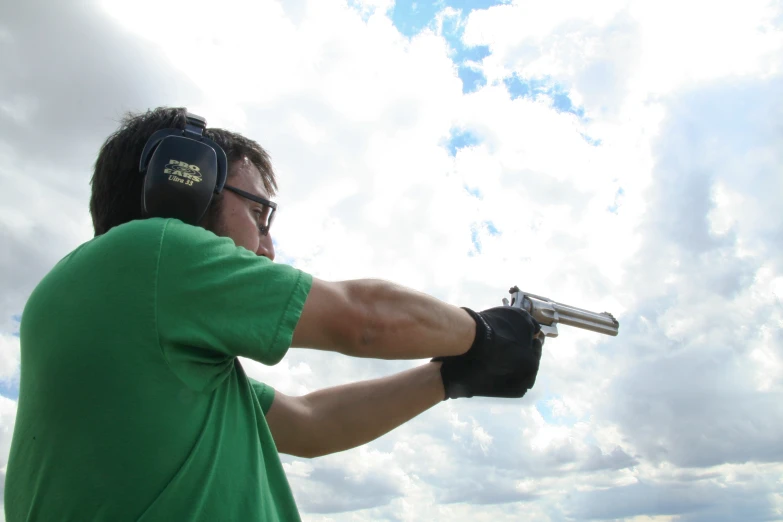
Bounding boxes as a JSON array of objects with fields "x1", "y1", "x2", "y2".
[
  {"x1": 248, "y1": 378, "x2": 276, "y2": 415},
  {"x1": 155, "y1": 219, "x2": 313, "y2": 373}
]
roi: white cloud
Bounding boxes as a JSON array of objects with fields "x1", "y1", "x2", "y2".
[
  {"x1": 470, "y1": 417, "x2": 493, "y2": 454},
  {"x1": 0, "y1": 334, "x2": 20, "y2": 383},
  {"x1": 464, "y1": 0, "x2": 783, "y2": 106},
  {"x1": 241, "y1": 356, "x2": 315, "y2": 396}
]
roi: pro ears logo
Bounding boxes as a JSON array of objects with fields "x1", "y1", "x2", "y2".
[{"x1": 163, "y1": 159, "x2": 203, "y2": 186}]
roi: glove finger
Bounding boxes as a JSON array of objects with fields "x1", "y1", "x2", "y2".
[
  {"x1": 520, "y1": 338, "x2": 542, "y2": 389},
  {"x1": 480, "y1": 307, "x2": 541, "y2": 373},
  {"x1": 532, "y1": 338, "x2": 543, "y2": 362},
  {"x1": 487, "y1": 371, "x2": 532, "y2": 398},
  {"x1": 507, "y1": 306, "x2": 541, "y2": 335},
  {"x1": 484, "y1": 306, "x2": 539, "y2": 342}
]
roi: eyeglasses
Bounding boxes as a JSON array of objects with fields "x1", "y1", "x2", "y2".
[{"x1": 223, "y1": 184, "x2": 278, "y2": 236}]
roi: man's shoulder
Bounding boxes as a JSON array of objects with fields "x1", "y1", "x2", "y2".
[
  {"x1": 96, "y1": 218, "x2": 226, "y2": 252},
  {"x1": 43, "y1": 219, "x2": 181, "y2": 281},
  {"x1": 104, "y1": 217, "x2": 175, "y2": 244},
  {"x1": 23, "y1": 220, "x2": 177, "y2": 327}
]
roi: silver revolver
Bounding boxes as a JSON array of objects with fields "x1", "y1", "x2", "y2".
[{"x1": 502, "y1": 286, "x2": 619, "y2": 340}]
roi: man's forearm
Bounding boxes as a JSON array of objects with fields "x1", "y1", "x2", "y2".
[
  {"x1": 346, "y1": 279, "x2": 475, "y2": 359},
  {"x1": 301, "y1": 361, "x2": 445, "y2": 458}
]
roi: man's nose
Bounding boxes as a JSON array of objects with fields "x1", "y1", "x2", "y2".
[{"x1": 257, "y1": 235, "x2": 275, "y2": 261}]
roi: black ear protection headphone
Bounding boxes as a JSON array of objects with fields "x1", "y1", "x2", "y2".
[{"x1": 139, "y1": 112, "x2": 228, "y2": 226}]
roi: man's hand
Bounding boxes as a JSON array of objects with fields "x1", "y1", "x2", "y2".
[{"x1": 434, "y1": 306, "x2": 543, "y2": 400}]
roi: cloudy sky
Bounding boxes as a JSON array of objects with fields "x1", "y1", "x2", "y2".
[{"x1": 2, "y1": 0, "x2": 782, "y2": 520}]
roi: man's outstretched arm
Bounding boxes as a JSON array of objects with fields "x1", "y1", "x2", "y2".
[
  {"x1": 291, "y1": 278, "x2": 475, "y2": 360},
  {"x1": 265, "y1": 361, "x2": 445, "y2": 459}
]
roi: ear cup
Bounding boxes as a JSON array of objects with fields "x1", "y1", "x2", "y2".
[
  {"x1": 139, "y1": 129, "x2": 180, "y2": 174},
  {"x1": 142, "y1": 136, "x2": 218, "y2": 225}
]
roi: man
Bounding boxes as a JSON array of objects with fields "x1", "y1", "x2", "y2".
[{"x1": 5, "y1": 107, "x2": 543, "y2": 521}]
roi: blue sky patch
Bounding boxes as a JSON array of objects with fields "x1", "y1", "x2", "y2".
[
  {"x1": 459, "y1": 44, "x2": 491, "y2": 63},
  {"x1": 485, "y1": 221, "x2": 499, "y2": 235},
  {"x1": 607, "y1": 187, "x2": 624, "y2": 214},
  {"x1": 469, "y1": 220, "x2": 500, "y2": 256},
  {"x1": 347, "y1": 0, "x2": 374, "y2": 22},
  {"x1": 504, "y1": 74, "x2": 555, "y2": 99},
  {"x1": 471, "y1": 227, "x2": 482, "y2": 255},
  {"x1": 458, "y1": 65, "x2": 487, "y2": 94},
  {"x1": 447, "y1": 128, "x2": 480, "y2": 156},
  {"x1": 537, "y1": 399, "x2": 556, "y2": 423},
  {"x1": 387, "y1": 1, "x2": 508, "y2": 93},
  {"x1": 581, "y1": 133, "x2": 602, "y2": 147},
  {"x1": 464, "y1": 184, "x2": 482, "y2": 198},
  {"x1": 390, "y1": 0, "x2": 443, "y2": 37},
  {"x1": 0, "y1": 375, "x2": 19, "y2": 401},
  {"x1": 537, "y1": 395, "x2": 580, "y2": 425},
  {"x1": 11, "y1": 315, "x2": 21, "y2": 337},
  {"x1": 390, "y1": 1, "x2": 509, "y2": 38},
  {"x1": 504, "y1": 73, "x2": 585, "y2": 118},
  {"x1": 551, "y1": 90, "x2": 583, "y2": 116}
]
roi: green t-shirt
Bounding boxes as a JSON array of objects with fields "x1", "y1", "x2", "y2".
[{"x1": 5, "y1": 218, "x2": 313, "y2": 522}]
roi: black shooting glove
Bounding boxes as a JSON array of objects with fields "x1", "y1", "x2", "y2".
[{"x1": 433, "y1": 307, "x2": 543, "y2": 400}]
